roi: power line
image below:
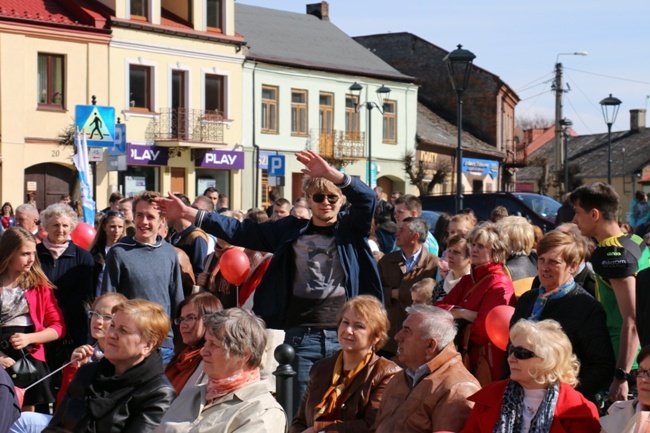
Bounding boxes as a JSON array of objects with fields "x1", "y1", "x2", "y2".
[
  {"x1": 565, "y1": 67, "x2": 650, "y2": 86},
  {"x1": 515, "y1": 71, "x2": 555, "y2": 93}
]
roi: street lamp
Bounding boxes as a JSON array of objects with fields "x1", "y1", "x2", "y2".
[
  {"x1": 444, "y1": 44, "x2": 475, "y2": 214},
  {"x1": 559, "y1": 118, "x2": 572, "y2": 195},
  {"x1": 349, "y1": 82, "x2": 391, "y2": 186},
  {"x1": 600, "y1": 93, "x2": 622, "y2": 185}
]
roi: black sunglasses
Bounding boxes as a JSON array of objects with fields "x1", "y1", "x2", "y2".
[
  {"x1": 311, "y1": 193, "x2": 340, "y2": 204},
  {"x1": 508, "y1": 345, "x2": 537, "y2": 360}
]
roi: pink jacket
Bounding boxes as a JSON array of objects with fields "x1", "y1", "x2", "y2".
[{"x1": 23, "y1": 285, "x2": 66, "y2": 362}]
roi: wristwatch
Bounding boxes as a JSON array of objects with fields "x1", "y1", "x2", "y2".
[{"x1": 614, "y1": 368, "x2": 630, "y2": 381}]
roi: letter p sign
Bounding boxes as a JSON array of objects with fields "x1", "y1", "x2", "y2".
[{"x1": 268, "y1": 155, "x2": 285, "y2": 176}]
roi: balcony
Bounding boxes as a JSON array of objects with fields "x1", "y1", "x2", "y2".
[
  {"x1": 308, "y1": 129, "x2": 365, "y2": 163},
  {"x1": 145, "y1": 108, "x2": 225, "y2": 147}
]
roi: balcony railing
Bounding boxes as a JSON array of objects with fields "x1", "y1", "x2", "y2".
[
  {"x1": 145, "y1": 108, "x2": 225, "y2": 144},
  {"x1": 308, "y1": 129, "x2": 365, "y2": 159}
]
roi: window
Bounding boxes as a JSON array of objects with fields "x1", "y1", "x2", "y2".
[
  {"x1": 291, "y1": 90, "x2": 308, "y2": 136},
  {"x1": 206, "y1": 0, "x2": 223, "y2": 31},
  {"x1": 319, "y1": 92, "x2": 334, "y2": 134},
  {"x1": 37, "y1": 53, "x2": 64, "y2": 108},
  {"x1": 345, "y1": 95, "x2": 360, "y2": 140},
  {"x1": 261, "y1": 86, "x2": 278, "y2": 133},
  {"x1": 383, "y1": 100, "x2": 397, "y2": 143},
  {"x1": 131, "y1": 0, "x2": 148, "y2": 19},
  {"x1": 205, "y1": 74, "x2": 225, "y2": 114},
  {"x1": 129, "y1": 65, "x2": 152, "y2": 112}
]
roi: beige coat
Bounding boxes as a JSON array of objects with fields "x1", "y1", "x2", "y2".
[{"x1": 600, "y1": 400, "x2": 650, "y2": 433}]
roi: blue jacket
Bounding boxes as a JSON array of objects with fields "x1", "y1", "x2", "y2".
[{"x1": 197, "y1": 176, "x2": 383, "y2": 329}]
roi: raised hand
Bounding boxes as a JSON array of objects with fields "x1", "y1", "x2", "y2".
[{"x1": 295, "y1": 150, "x2": 344, "y2": 184}]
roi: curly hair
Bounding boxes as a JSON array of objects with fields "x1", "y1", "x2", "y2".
[{"x1": 469, "y1": 222, "x2": 510, "y2": 264}]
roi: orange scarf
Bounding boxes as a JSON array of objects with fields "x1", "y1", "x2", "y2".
[
  {"x1": 313, "y1": 351, "x2": 373, "y2": 421},
  {"x1": 205, "y1": 368, "x2": 260, "y2": 405},
  {"x1": 165, "y1": 346, "x2": 203, "y2": 394}
]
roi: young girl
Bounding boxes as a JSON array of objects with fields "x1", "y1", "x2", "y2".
[
  {"x1": 1, "y1": 202, "x2": 15, "y2": 229},
  {"x1": 0, "y1": 227, "x2": 65, "y2": 409}
]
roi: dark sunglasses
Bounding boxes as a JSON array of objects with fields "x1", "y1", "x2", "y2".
[
  {"x1": 311, "y1": 193, "x2": 340, "y2": 204},
  {"x1": 508, "y1": 345, "x2": 537, "y2": 360},
  {"x1": 105, "y1": 211, "x2": 125, "y2": 219}
]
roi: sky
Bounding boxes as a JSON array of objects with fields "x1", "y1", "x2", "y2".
[{"x1": 238, "y1": 0, "x2": 650, "y2": 135}]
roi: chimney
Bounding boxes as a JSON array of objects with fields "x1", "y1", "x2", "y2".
[
  {"x1": 630, "y1": 109, "x2": 646, "y2": 132},
  {"x1": 306, "y1": 2, "x2": 329, "y2": 21}
]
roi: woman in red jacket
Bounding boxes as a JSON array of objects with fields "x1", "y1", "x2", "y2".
[
  {"x1": 0, "y1": 227, "x2": 65, "y2": 409},
  {"x1": 436, "y1": 222, "x2": 515, "y2": 383},
  {"x1": 461, "y1": 319, "x2": 600, "y2": 433}
]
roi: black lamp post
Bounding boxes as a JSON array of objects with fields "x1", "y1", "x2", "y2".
[
  {"x1": 349, "y1": 82, "x2": 391, "y2": 186},
  {"x1": 559, "y1": 118, "x2": 572, "y2": 195},
  {"x1": 600, "y1": 93, "x2": 622, "y2": 185},
  {"x1": 444, "y1": 44, "x2": 475, "y2": 214}
]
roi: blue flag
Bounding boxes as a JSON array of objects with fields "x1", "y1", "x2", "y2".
[{"x1": 73, "y1": 130, "x2": 96, "y2": 225}]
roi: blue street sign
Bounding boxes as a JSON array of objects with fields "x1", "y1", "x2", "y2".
[
  {"x1": 268, "y1": 155, "x2": 285, "y2": 176},
  {"x1": 75, "y1": 105, "x2": 116, "y2": 147},
  {"x1": 109, "y1": 123, "x2": 126, "y2": 156}
]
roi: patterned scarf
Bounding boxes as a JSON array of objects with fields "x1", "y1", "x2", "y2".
[
  {"x1": 493, "y1": 380, "x2": 559, "y2": 433},
  {"x1": 529, "y1": 280, "x2": 575, "y2": 321},
  {"x1": 205, "y1": 368, "x2": 260, "y2": 405},
  {"x1": 313, "y1": 351, "x2": 373, "y2": 421}
]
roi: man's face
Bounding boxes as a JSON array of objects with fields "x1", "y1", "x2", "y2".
[
  {"x1": 134, "y1": 200, "x2": 165, "y2": 243},
  {"x1": 307, "y1": 189, "x2": 343, "y2": 227},
  {"x1": 15, "y1": 211, "x2": 38, "y2": 232},
  {"x1": 395, "y1": 223, "x2": 415, "y2": 249},
  {"x1": 572, "y1": 201, "x2": 596, "y2": 237},
  {"x1": 118, "y1": 201, "x2": 134, "y2": 222},
  {"x1": 394, "y1": 313, "x2": 431, "y2": 370},
  {"x1": 273, "y1": 204, "x2": 291, "y2": 220},
  {"x1": 206, "y1": 192, "x2": 219, "y2": 207},
  {"x1": 291, "y1": 205, "x2": 311, "y2": 220},
  {"x1": 394, "y1": 203, "x2": 417, "y2": 225}
]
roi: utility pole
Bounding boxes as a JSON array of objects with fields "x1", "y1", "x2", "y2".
[{"x1": 554, "y1": 63, "x2": 563, "y2": 174}]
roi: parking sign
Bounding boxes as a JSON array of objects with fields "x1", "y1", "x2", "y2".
[{"x1": 268, "y1": 155, "x2": 285, "y2": 176}]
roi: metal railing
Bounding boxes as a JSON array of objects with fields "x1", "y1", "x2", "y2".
[
  {"x1": 308, "y1": 128, "x2": 365, "y2": 159},
  {"x1": 145, "y1": 108, "x2": 225, "y2": 144}
]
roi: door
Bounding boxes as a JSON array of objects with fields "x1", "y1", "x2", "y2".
[
  {"x1": 171, "y1": 167, "x2": 185, "y2": 194},
  {"x1": 25, "y1": 163, "x2": 76, "y2": 211},
  {"x1": 171, "y1": 70, "x2": 187, "y2": 139},
  {"x1": 319, "y1": 92, "x2": 334, "y2": 157}
]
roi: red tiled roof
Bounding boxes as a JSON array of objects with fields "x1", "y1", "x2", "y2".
[{"x1": 0, "y1": 0, "x2": 82, "y2": 26}]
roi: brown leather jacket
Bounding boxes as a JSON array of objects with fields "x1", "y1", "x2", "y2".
[
  {"x1": 371, "y1": 343, "x2": 480, "y2": 433},
  {"x1": 290, "y1": 352, "x2": 401, "y2": 433}
]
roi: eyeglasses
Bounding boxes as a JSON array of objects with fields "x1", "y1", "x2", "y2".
[
  {"x1": 88, "y1": 311, "x2": 113, "y2": 322},
  {"x1": 508, "y1": 345, "x2": 537, "y2": 360},
  {"x1": 174, "y1": 315, "x2": 199, "y2": 326},
  {"x1": 311, "y1": 193, "x2": 340, "y2": 204},
  {"x1": 636, "y1": 368, "x2": 650, "y2": 379},
  {"x1": 105, "y1": 211, "x2": 125, "y2": 219}
]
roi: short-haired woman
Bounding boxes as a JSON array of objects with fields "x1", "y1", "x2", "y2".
[
  {"x1": 290, "y1": 295, "x2": 401, "y2": 433},
  {"x1": 461, "y1": 319, "x2": 600, "y2": 433}
]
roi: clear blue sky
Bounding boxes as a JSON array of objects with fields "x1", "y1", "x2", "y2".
[{"x1": 238, "y1": 0, "x2": 650, "y2": 135}]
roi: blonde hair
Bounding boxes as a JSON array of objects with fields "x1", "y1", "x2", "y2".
[
  {"x1": 409, "y1": 278, "x2": 435, "y2": 303},
  {"x1": 0, "y1": 227, "x2": 53, "y2": 289},
  {"x1": 302, "y1": 176, "x2": 341, "y2": 197},
  {"x1": 496, "y1": 216, "x2": 535, "y2": 255},
  {"x1": 510, "y1": 319, "x2": 580, "y2": 388},
  {"x1": 112, "y1": 299, "x2": 171, "y2": 352},
  {"x1": 469, "y1": 222, "x2": 510, "y2": 264},
  {"x1": 337, "y1": 295, "x2": 390, "y2": 350}
]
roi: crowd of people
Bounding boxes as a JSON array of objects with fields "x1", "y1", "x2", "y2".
[{"x1": 0, "y1": 151, "x2": 649, "y2": 433}]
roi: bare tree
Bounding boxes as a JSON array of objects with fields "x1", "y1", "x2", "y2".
[
  {"x1": 516, "y1": 113, "x2": 554, "y2": 130},
  {"x1": 403, "y1": 151, "x2": 452, "y2": 196}
]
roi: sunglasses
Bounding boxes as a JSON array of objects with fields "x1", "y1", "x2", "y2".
[
  {"x1": 508, "y1": 345, "x2": 537, "y2": 360},
  {"x1": 311, "y1": 193, "x2": 340, "y2": 204}
]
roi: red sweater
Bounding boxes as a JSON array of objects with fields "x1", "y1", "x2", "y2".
[
  {"x1": 23, "y1": 285, "x2": 66, "y2": 362},
  {"x1": 461, "y1": 380, "x2": 601, "y2": 433}
]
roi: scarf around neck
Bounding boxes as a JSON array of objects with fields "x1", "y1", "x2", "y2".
[
  {"x1": 493, "y1": 380, "x2": 559, "y2": 433},
  {"x1": 205, "y1": 368, "x2": 260, "y2": 404},
  {"x1": 529, "y1": 280, "x2": 575, "y2": 321},
  {"x1": 43, "y1": 237, "x2": 70, "y2": 260},
  {"x1": 165, "y1": 345, "x2": 203, "y2": 394}
]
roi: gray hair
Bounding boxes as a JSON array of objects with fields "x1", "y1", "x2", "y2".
[
  {"x1": 15, "y1": 204, "x2": 38, "y2": 218},
  {"x1": 403, "y1": 217, "x2": 429, "y2": 244},
  {"x1": 40, "y1": 203, "x2": 79, "y2": 230},
  {"x1": 204, "y1": 308, "x2": 267, "y2": 368},
  {"x1": 405, "y1": 304, "x2": 457, "y2": 348}
]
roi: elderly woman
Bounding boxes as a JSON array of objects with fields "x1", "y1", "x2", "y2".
[
  {"x1": 601, "y1": 345, "x2": 650, "y2": 433},
  {"x1": 165, "y1": 292, "x2": 223, "y2": 394},
  {"x1": 496, "y1": 216, "x2": 538, "y2": 283},
  {"x1": 37, "y1": 203, "x2": 94, "y2": 358},
  {"x1": 432, "y1": 234, "x2": 471, "y2": 302},
  {"x1": 507, "y1": 230, "x2": 614, "y2": 402},
  {"x1": 290, "y1": 295, "x2": 400, "y2": 433},
  {"x1": 45, "y1": 299, "x2": 176, "y2": 433},
  {"x1": 89, "y1": 211, "x2": 126, "y2": 297},
  {"x1": 435, "y1": 223, "x2": 515, "y2": 384},
  {"x1": 461, "y1": 319, "x2": 600, "y2": 433},
  {"x1": 156, "y1": 308, "x2": 286, "y2": 433}
]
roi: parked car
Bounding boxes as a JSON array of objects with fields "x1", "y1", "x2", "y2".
[{"x1": 420, "y1": 192, "x2": 561, "y2": 232}]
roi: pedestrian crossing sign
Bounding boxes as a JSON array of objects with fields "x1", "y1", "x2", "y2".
[{"x1": 75, "y1": 105, "x2": 116, "y2": 147}]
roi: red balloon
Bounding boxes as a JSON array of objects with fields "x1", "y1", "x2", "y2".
[
  {"x1": 70, "y1": 222, "x2": 96, "y2": 250},
  {"x1": 485, "y1": 305, "x2": 515, "y2": 351},
  {"x1": 219, "y1": 249, "x2": 250, "y2": 286},
  {"x1": 14, "y1": 386, "x2": 24, "y2": 408}
]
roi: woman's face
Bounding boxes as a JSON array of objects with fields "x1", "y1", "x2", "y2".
[
  {"x1": 178, "y1": 303, "x2": 206, "y2": 347},
  {"x1": 104, "y1": 311, "x2": 151, "y2": 372},
  {"x1": 90, "y1": 297, "x2": 122, "y2": 343},
  {"x1": 9, "y1": 241, "x2": 36, "y2": 275},
  {"x1": 537, "y1": 246, "x2": 578, "y2": 291},
  {"x1": 337, "y1": 307, "x2": 378, "y2": 356},
  {"x1": 103, "y1": 216, "x2": 125, "y2": 246},
  {"x1": 508, "y1": 334, "x2": 545, "y2": 389},
  {"x1": 637, "y1": 355, "x2": 650, "y2": 408},
  {"x1": 46, "y1": 215, "x2": 72, "y2": 244},
  {"x1": 447, "y1": 242, "x2": 471, "y2": 273},
  {"x1": 3, "y1": 205, "x2": 11, "y2": 215},
  {"x1": 470, "y1": 239, "x2": 493, "y2": 267},
  {"x1": 201, "y1": 329, "x2": 247, "y2": 380}
]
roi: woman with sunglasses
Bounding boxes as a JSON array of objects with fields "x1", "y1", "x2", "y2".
[
  {"x1": 461, "y1": 319, "x2": 600, "y2": 433},
  {"x1": 89, "y1": 211, "x2": 126, "y2": 297},
  {"x1": 601, "y1": 345, "x2": 650, "y2": 432}
]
